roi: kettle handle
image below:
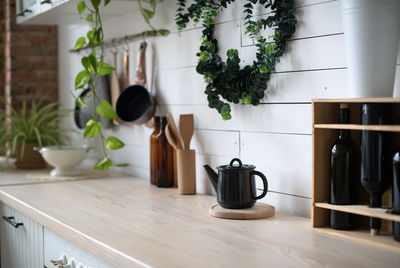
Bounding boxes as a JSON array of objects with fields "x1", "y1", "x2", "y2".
[{"x1": 251, "y1": 171, "x2": 268, "y2": 200}]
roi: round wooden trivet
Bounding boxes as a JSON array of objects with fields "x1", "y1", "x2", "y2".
[
  {"x1": 26, "y1": 169, "x2": 108, "y2": 181},
  {"x1": 209, "y1": 203, "x2": 275, "y2": 220}
]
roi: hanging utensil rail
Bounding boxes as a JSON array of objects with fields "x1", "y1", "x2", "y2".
[{"x1": 69, "y1": 30, "x2": 160, "y2": 53}]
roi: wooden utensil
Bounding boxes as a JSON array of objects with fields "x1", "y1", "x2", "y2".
[
  {"x1": 111, "y1": 51, "x2": 121, "y2": 125},
  {"x1": 179, "y1": 114, "x2": 194, "y2": 150},
  {"x1": 123, "y1": 49, "x2": 129, "y2": 88},
  {"x1": 177, "y1": 149, "x2": 196, "y2": 195},
  {"x1": 166, "y1": 113, "x2": 184, "y2": 149},
  {"x1": 165, "y1": 124, "x2": 179, "y2": 187},
  {"x1": 165, "y1": 124, "x2": 178, "y2": 150}
]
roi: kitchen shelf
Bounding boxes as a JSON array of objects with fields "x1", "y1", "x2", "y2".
[
  {"x1": 314, "y1": 228, "x2": 400, "y2": 253},
  {"x1": 313, "y1": 98, "x2": 400, "y2": 103},
  {"x1": 312, "y1": 98, "x2": 400, "y2": 251},
  {"x1": 314, "y1": 124, "x2": 400, "y2": 132},
  {"x1": 314, "y1": 202, "x2": 400, "y2": 222},
  {"x1": 17, "y1": 0, "x2": 161, "y2": 25}
]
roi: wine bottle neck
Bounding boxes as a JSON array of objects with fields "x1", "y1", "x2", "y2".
[
  {"x1": 338, "y1": 108, "x2": 350, "y2": 139},
  {"x1": 338, "y1": 129, "x2": 350, "y2": 139}
]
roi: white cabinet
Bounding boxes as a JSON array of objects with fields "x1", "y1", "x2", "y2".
[
  {"x1": 0, "y1": 202, "x2": 114, "y2": 268},
  {"x1": 44, "y1": 228, "x2": 115, "y2": 268},
  {"x1": 0, "y1": 202, "x2": 44, "y2": 268}
]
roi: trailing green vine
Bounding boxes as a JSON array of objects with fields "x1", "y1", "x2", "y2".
[
  {"x1": 176, "y1": 0, "x2": 296, "y2": 120},
  {"x1": 73, "y1": 0, "x2": 167, "y2": 170}
]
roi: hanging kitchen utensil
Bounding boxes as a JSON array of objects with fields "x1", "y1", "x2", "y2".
[
  {"x1": 123, "y1": 49, "x2": 130, "y2": 88},
  {"x1": 110, "y1": 51, "x2": 121, "y2": 126},
  {"x1": 116, "y1": 42, "x2": 156, "y2": 124},
  {"x1": 74, "y1": 74, "x2": 112, "y2": 129},
  {"x1": 166, "y1": 113, "x2": 184, "y2": 149},
  {"x1": 74, "y1": 88, "x2": 91, "y2": 129},
  {"x1": 179, "y1": 114, "x2": 194, "y2": 150}
]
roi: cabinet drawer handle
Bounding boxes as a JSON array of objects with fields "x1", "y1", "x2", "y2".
[
  {"x1": 40, "y1": 0, "x2": 52, "y2": 4},
  {"x1": 17, "y1": 9, "x2": 32, "y2": 17},
  {"x1": 2, "y1": 216, "x2": 24, "y2": 228}
]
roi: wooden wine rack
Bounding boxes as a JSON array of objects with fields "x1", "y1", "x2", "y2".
[{"x1": 312, "y1": 98, "x2": 400, "y2": 252}]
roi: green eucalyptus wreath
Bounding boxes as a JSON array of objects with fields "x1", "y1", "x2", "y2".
[{"x1": 176, "y1": 0, "x2": 297, "y2": 120}]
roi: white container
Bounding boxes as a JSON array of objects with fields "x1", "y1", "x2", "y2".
[
  {"x1": 340, "y1": 0, "x2": 400, "y2": 97},
  {"x1": 36, "y1": 146, "x2": 89, "y2": 177}
]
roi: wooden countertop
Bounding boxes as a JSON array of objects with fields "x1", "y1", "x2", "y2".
[{"x1": 0, "y1": 176, "x2": 399, "y2": 267}]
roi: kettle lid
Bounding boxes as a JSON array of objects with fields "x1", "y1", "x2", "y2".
[{"x1": 217, "y1": 158, "x2": 255, "y2": 170}]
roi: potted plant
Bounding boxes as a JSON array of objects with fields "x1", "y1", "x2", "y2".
[
  {"x1": 0, "y1": 99, "x2": 69, "y2": 169},
  {"x1": 340, "y1": 0, "x2": 400, "y2": 97}
]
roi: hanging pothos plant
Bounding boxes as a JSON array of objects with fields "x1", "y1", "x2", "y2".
[
  {"x1": 176, "y1": 0, "x2": 296, "y2": 120},
  {"x1": 73, "y1": 0, "x2": 168, "y2": 170}
]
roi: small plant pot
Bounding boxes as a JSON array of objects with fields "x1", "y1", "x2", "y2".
[{"x1": 15, "y1": 143, "x2": 47, "y2": 169}]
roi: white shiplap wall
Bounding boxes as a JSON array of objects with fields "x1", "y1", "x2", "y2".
[{"x1": 58, "y1": 0, "x2": 400, "y2": 218}]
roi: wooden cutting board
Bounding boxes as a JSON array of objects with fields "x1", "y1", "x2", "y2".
[{"x1": 209, "y1": 203, "x2": 275, "y2": 220}]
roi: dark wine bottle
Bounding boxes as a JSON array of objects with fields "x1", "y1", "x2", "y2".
[
  {"x1": 150, "y1": 116, "x2": 162, "y2": 185},
  {"x1": 156, "y1": 116, "x2": 174, "y2": 188},
  {"x1": 330, "y1": 104, "x2": 357, "y2": 230},
  {"x1": 360, "y1": 103, "x2": 392, "y2": 235},
  {"x1": 393, "y1": 149, "x2": 400, "y2": 242}
]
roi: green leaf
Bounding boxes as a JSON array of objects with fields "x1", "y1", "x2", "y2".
[
  {"x1": 75, "y1": 70, "x2": 90, "y2": 89},
  {"x1": 86, "y1": 13, "x2": 94, "y2": 23},
  {"x1": 86, "y1": 30, "x2": 94, "y2": 45},
  {"x1": 104, "y1": 0, "x2": 111, "y2": 6},
  {"x1": 84, "y1": 119, "x2": 101, "y2": 138},
  {"x1": 90, "y1": 0, "x2": 101, "y2": 10},
  {"x1": 106, "y1": 136, "x2": 125, "y2": 150},
  {"x1": 93, "y1": 28, "x2": 102, "y2": 45},
  {"x1": 94, "y1": 157, "x2": 112, "y2": 170},
  {"x1": 116, "y1": 163, "x2": 129, "y2": 167},
  {"x1": 74, "y1": 37, "x2": 86, "y2": 50},
  {"x1": 82, "y1": 53, "x2": 97, "y2": 73},
  {"x1": 150, "y1": 0, "x2": 156, "y2": 10},
  {"x1": 241, "y1": 92, "x2": 251, "y2": 104},
  {"x1": 81, "y1": 56, "x2": 89, "y2": 70},
  {"x1": 157, "y1": 29, "x2": 170, "y2": 36},
  {"x1": 141, "y1": 8, "x2": 154, "y2": 19},
  {"x1": 77, "y1": 1, "x2": 86, "y2": 15},
  {"x1": 97, "y1": 61, "x2": 115, "y2": 75},
  {"x1": 75, "y1": 97, "x2": 88, "y2": 108},
  {"x1": 96, "y1": 100, "x2": 118, "y2": 119}
]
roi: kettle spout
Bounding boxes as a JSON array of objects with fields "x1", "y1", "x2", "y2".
[{"x1": 203, "y1": 165, "x2": 218, "y2": 192}]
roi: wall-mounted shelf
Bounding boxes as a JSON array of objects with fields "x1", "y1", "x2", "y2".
[
  {"x1": 16, "y1": 0, "x2": 160, "y2": 25},
  {"x1": 312, "y1": 98, "x2": 400, "y2": 252}
]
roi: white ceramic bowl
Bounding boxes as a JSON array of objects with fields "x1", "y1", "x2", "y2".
[{"x1": 36, "y1": 146, "x2": 89, "y2": 177}]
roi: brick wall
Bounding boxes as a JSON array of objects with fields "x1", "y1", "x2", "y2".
[
  {"x1": 1, "y1": 0, "x2": 58, "y2": 107},
  {"x1": 0, "y1": 0, "x2": 5, "y2": 100}
]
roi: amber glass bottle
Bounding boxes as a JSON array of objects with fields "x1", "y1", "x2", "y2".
[
  {"x1": 156, "y1": 116, "x2": 174, "y2": 188},
  {"x1": 150, "y1": 116, "x2": 161, "y2": 185}
]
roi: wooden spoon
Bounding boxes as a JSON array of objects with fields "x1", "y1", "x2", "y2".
[
  {"x1": 179, "y1": 114, "x2": 194, "y2": 150},
  {"x1": 166, "y1": 113, "x2": 184, "y2": 149},
  {"x1": 165, "y1": 124, "x2": 179, "y2": 150}
]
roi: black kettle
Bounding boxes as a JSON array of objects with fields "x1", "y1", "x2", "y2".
[{"x1": 204, "y1": 158, "x2": 268, "y2": 209}]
